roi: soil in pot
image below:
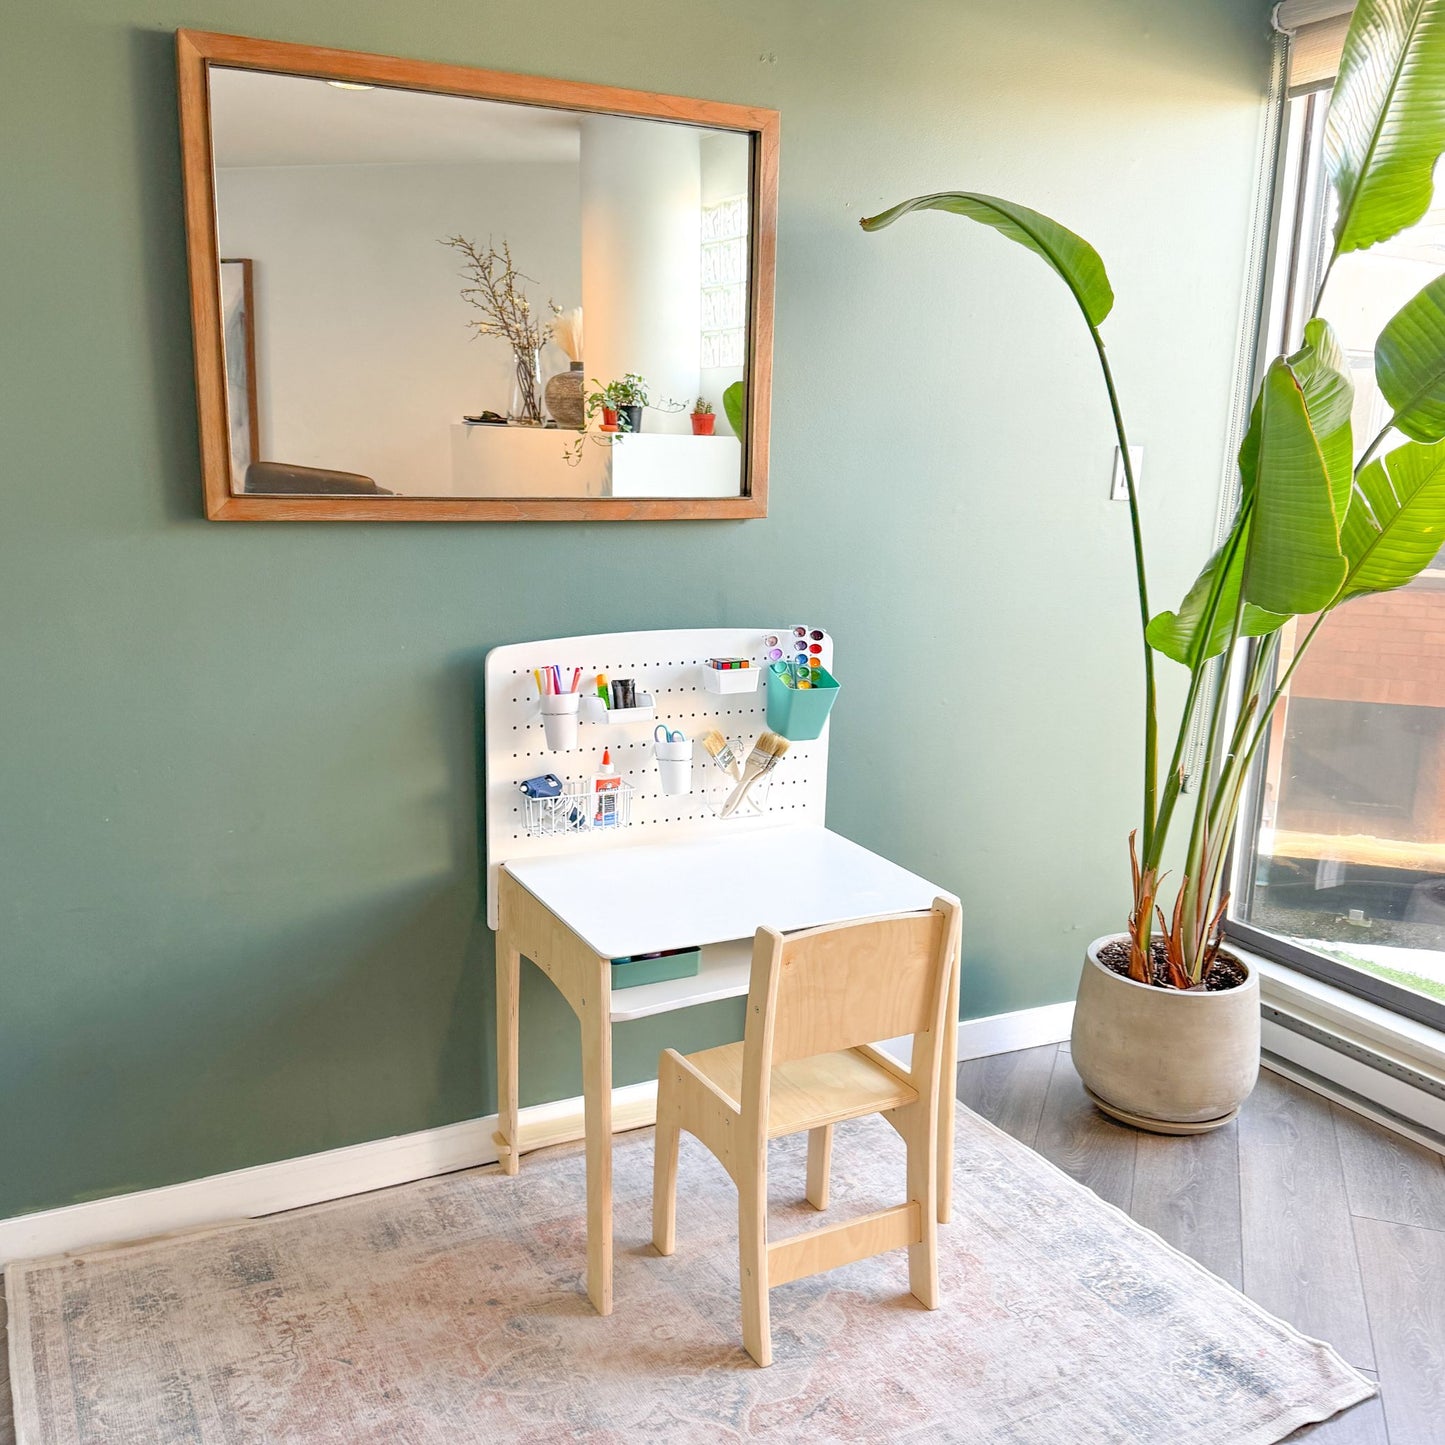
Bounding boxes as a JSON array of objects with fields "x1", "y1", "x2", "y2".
[{"x1": 1095, "y1": 936, "x2": 1248, "y2": 992}]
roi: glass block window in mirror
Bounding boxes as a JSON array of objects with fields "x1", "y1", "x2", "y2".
[{"x1": 701, "y1": 195, "x2": 748, "y2": 370}]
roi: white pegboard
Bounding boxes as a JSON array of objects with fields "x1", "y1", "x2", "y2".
[{"x1": 484, "y1": 627, "x2": 834, "y2": 927}]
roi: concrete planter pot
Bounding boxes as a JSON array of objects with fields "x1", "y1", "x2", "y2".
[{"x1": 1070, "y1": 934, "x2": 1260, "y2": 1135}]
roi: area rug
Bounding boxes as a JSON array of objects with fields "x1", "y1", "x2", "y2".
[{"x1": 6, "y1": 1108, "x2": 1373, "y2": 1444}]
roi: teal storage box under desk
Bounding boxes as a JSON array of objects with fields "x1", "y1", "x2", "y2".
[{"x1": 610, "y1": 947, "x2": 701, "y2": 989}]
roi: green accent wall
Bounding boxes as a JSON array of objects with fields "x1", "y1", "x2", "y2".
[{"x1": 0, "y1": 0, "x2": 1274, "y2": 1219}]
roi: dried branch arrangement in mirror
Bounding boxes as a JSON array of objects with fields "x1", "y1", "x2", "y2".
[{"x1": 441, "y1": 236, "x2": 549, "y2": 427}]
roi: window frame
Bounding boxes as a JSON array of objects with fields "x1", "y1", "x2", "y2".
[{"x1": 1221, "y1": 86, "x2": 1445, "y2": 1035}]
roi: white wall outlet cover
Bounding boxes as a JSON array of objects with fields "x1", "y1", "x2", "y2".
[{"x1": 1111, "y1": 445, "x2": 1144, "y2": 501}]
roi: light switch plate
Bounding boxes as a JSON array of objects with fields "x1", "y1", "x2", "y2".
[{"x1": 1111, "y1": 445, "x2": 1144, "y2": 502}]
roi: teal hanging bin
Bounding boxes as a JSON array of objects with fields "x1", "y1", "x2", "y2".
[{"x1": 765, "y1": 664, "x2": 841, "y2": 741}]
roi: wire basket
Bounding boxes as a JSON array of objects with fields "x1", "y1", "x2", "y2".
[{"x1": 521, "y1": 780, "x2": 633, "y2": 837}]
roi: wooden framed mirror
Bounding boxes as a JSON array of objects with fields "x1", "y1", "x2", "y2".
[{"x1": 176, "y1": 30, "x2": 778, "y2": 521}]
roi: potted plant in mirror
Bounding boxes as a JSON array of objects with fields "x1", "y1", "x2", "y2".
[
  {"x1": 613, "y1": 373, "x2": 648, "y2": 435},
  {"x1": 586, "y1": 374, "x2": 650, "y2": 435},
  {"x1": 691, "y1": 398, "x2": 716, "y2": 436},
  {"x1": 723, "y1": 379, "x2": 745, "y2": 440},
  {"x1": 863, "y1": 0, "x2": 1445, "y2": 1132}
]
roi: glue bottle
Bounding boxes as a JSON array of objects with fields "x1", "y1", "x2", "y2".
[{"x1": 593, "y1": 747, "x2": 622, "y2": 827}]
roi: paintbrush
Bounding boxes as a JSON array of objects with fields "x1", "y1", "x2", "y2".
[
  {"x1": 699, "y1": 729, "x2": 742, "y2": 780},
  {"x1": 720, "y1": 731, "x2": 789, "y2": 818}
]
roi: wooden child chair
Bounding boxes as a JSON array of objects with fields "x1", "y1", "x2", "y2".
[{"x1": 651, "y1": 897, "x2": 962, "y2": 1367}]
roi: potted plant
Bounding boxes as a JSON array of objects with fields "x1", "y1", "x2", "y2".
[
  {"x1": 586, "y1": 374, "x2": 649, "y2": 435},
  {"x1": 690, "y1": 397, "x2": 716, "y2": 436},
  {"x1": 863, "y1": 0, "x2": 1445, "y2": 1132}
]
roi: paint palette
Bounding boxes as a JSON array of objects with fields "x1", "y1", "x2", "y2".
[{"x1": 761, "y1": 626, "x2": 828, "y2": 681}]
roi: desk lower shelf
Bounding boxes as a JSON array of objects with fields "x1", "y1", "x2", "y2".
[{"x1": 608, "y1": 939, "x2": 753, "y2": 1022}]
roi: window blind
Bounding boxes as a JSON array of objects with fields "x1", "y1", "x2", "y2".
[{"x1": 1274, "y1": 0, "x2": 1354, "y2": 94}]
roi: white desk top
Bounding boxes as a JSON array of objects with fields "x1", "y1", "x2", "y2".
[{"x1": 502, "y1": 825, "x2": 947, "y2": 960}]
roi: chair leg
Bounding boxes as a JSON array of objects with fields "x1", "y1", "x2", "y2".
[
  {"x1": 653, "y1": 1090, "x2": 680, "y2": 1257},
  {"x1": 905, "y1": 1105, "x2": 939, "y2": 1309},
  {"x1": 738, "y1": 1159, "x2": 772, "y2": 1366},
  {"x1": 805, "y1": 1124, "x2": 833, "y2": 1211}
]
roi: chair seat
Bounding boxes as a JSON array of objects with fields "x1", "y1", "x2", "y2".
[{"x1": 683, "y1": 1043, "x2": 918, "y2": 1138}]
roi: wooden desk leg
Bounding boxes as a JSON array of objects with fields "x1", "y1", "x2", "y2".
[
  {"x1": 579, "y1": 960, "x2": 614, "y2": 1316},
  {"x1": 496, "y1": 934, "x2": 521, "y2": 1177},
  {"x1": 938, "y1": 948, "x2": 960, "y2": 1224}
]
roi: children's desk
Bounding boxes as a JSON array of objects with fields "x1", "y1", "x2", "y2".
[
  {"x1": 494, "y1": 827, "x2": 959, "y2": 1316},
  {"x1": 485, "y1": 630, "x2": 960, "y2": 1315}
]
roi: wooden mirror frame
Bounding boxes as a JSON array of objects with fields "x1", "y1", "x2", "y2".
[{"x1": 175, "y1": 30, "x2": 778, "y2": 522}]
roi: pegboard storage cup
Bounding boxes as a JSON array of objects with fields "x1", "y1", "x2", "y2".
[
  {"x1": 655, "y1": 737, "x2": 693, "y2": 796},
  {"x1": 765, "y1": 664, "x2": 840, "y2": 742},
  {"x1": 539, "y1": 691, "x2": 581, "y2": 750}
]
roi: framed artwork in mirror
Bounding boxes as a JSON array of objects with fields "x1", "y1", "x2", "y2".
[
  {"x1": 176, "y1": 30, "x2": 778, "y2": 521},
  {"x1": 219, "y1": 258, "x2": 259, "y2": 486}
]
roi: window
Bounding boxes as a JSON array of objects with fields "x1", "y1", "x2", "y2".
[
  {"x1": 700, "y1": 195, "x2": 748, "y2": 369},
  {"x1": 1228, "y1": 89, "x2": 1445, "y2": 1025}
]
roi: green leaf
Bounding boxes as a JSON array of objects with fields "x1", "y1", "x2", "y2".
[
  {"x1": 1376, "y1": 272, "x2": 1445, "y2": 440},
  {"x1": 1288, "y1": 319, "x2": 1355, "y2": 519},
  {"x1": 1341, "y1": 437, "x2": 1445, "y2": 596},
  {"x1": 1325, "y1": 0, "x2": 1445, "y2": 256},
  {"x1": 1238, "y1": 320, "x2": 1353, "y2": 507},
  {"x1": 1242, "y1": 359, "x2": 1348, "y2": 614},
  {"x1": 859, "y1": 192, "x2": 1114, "y2": 327},
  {"x1": 1146, "y1": 514, "x2": 1288, "y2": 667},
  {"x1": 722, "y1": 380, "x2": 745, "y2": 438}
]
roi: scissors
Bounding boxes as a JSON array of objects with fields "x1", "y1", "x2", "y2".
[{"x1": 654, "y1": 724, "x2": 686, "y2": 743}]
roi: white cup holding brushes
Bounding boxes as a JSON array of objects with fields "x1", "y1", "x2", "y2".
[
  {"x1": 540, "y1": 691, "x2": 581, "y2": 751},
  {"x1": 654, "y1": 724, "x2": 693, "y2": 795}
]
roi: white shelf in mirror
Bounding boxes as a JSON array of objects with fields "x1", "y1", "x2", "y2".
[{"x1": 449, "y1": 423, "x2": 741, "y2": 499}]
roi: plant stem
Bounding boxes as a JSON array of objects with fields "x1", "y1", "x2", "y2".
[
  {"x1": 1357, "y1": 420, "x2": 1393, "y2": 472},
  {"x1": 1180, "y1": 581, "x2": 1249, "y2": 975},
  {"x1": 1312, "y1": 252, "x2": 1336, "y2": 321},
  {"x1": 1208, "y1": 634, "x2": 1275, "y2": 841},
  {"x1": 1240, "y1": 612, "x2": 1328, "y2": 770},
  {"x1": 1089, "y1": 329, "x2": 1157, "y2": 860},
  {"x1": 1195, "y1": 635, "x2": 1275, "y2": 939},
  {"x1": 1144, "y1": 501, "x2": 1254, "y2": 874}
]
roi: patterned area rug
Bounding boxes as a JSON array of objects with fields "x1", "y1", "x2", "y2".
[{"x1": 6, "y1": 1108, "x2": 1373, "y2": 1444}]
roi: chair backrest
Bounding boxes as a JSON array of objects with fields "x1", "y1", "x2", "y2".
[{"x1": 738, "y1": 897, "x2": 961, "y2": 1123}]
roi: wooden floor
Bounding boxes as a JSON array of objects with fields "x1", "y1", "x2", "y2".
[
  {"x1": 959, "y1": 1045, "x2": 1445, "y2": 1445},
  {"x1": 1, "y1": 1050, "x2": 1442, "y2": 1443}
]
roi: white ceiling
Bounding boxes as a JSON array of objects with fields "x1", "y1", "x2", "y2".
[{"x1": 209, "y1": 67, "x2": 584, "y2": 168}]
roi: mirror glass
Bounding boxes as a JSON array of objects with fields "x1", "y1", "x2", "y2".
[{"x1": 207, "y1": 67, "x2": 752, "y2": 500}]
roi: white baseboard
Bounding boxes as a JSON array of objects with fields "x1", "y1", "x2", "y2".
[
  {"x1": 957, "y1": 1001, "x2": 1075, "y2": 1060},
  {"x1": 880, "y1": 999, "x2": 1075, "y2": 1069},
  {"x1": 0, "y1": 1083, "x2": 664, "y2": 1268},
  {"x1": 0, "y1": 1003, "x2": 1076, "y2": 1268},
  {"x1": 0, "y1": 1115, "x2": 501, "y2": 1267}
]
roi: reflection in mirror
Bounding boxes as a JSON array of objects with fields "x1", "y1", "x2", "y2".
[{"x1": 208, "y1": 68, "x2": 752, "y2": 500}]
